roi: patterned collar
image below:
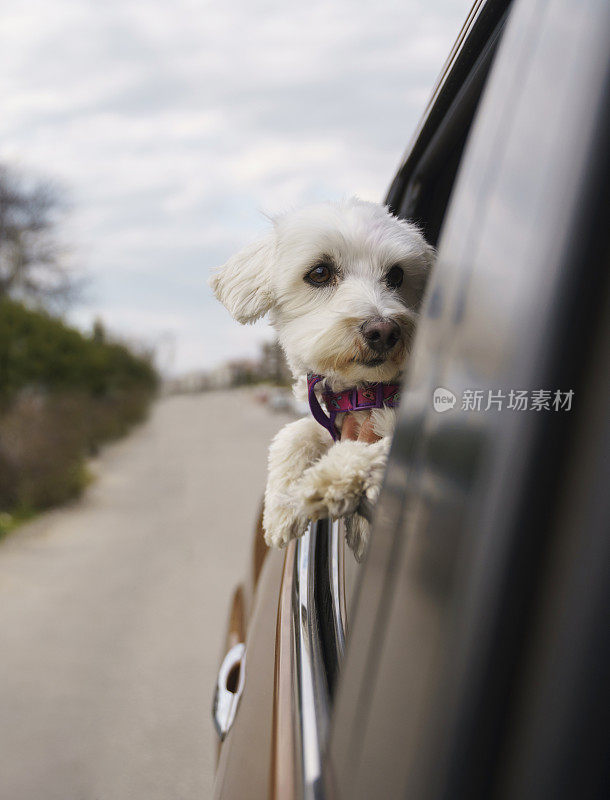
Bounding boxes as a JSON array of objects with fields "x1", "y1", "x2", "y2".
[{"x1": 306, "y1": 372, "x2": 401, "y2": 441}]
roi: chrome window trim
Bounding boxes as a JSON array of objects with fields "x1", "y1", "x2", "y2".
[
  {"x1": 292, "y1": 519, "x2": 346, "y2": 800},
  {"x1": 328, "y1": 520, "x2": 346, "y2": 657}
]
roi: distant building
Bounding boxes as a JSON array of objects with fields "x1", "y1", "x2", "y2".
[{"x1": 163, "y1": 337, "x2": 291, "y2": 394}]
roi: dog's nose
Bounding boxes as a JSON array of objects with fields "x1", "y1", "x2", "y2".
[{"x1": 361, "y1": 318, "x2": 401, "y2": 354}]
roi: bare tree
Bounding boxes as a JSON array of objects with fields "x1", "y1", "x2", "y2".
[{"x1": 0, "y1": 164, "x2": 77, "y2": 307}]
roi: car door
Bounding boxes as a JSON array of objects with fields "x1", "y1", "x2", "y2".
[{"x1": 327, "y1": 0, "x2": 610, "y2": 798}]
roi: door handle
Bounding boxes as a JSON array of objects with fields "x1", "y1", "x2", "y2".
[{"x1": 212, "y1": 642, "x2": 246, "y2": 741}]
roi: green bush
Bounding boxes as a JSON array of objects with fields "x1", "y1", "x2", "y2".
[
  {"x1": 0, "y1": 299, "x2": 158, "y2": 515},
  {"x1": 0, "y1": 298, "x2": 157, "y2": 404}
]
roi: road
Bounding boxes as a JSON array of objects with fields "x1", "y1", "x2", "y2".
[{"x1": 0, "y1": 391, "x2": 291, "y2": 800}]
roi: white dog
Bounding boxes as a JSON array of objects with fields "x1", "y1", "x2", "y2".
[{"x1": 210, "y1": 198, "x2": 433, "y2": 559}]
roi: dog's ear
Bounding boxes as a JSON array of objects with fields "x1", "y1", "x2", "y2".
[
  {"x1": 209, "y1": 232, "x2": 276, "y2": 324},
  {"x1": 401, "y1": 237, "x2": 437, "y2": 310}
]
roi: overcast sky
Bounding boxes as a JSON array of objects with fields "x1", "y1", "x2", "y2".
[{"x1": 2, "y1": 0, "x2": 471, "y2": 375}]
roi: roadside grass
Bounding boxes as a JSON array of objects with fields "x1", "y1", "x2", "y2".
[
  {"x1": 0, "y1": 299, "x2": 158, "y2": 529},
  {"x1": 0, "y1": 391, "x2": 150, "y2": 525},
  {"x1": 0, "y1": 507, "x2": 37, "y2": 542}
]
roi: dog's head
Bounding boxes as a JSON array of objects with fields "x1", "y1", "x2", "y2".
[{"x1": 210, "y1": 199, "x2": 434, "y2": 386}]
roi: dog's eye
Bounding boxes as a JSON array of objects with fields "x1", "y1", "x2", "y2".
[
  {"x1": 305, "y1": 263, "x2": 333, "y2": 286},
  {"x1": 385, "y1": 264, "x2": 404, "y2": 289}
]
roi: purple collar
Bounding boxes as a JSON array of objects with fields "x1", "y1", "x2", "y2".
[{"x1": 307, "y1": 372, "x2": 401, "y2": 441}]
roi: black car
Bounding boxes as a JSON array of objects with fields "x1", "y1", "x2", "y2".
[{"x1": 213, "y1": 0, "x2": 610, "y2": 797}]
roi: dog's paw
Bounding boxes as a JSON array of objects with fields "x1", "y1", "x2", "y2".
[
  {"x1": 263, "y1": 499, "x2": 309, "y2": 549},
  {"x1": 300, "y1": 468, "x2": 361, "y2": 519},
  {"x1": 298, "y1": 438, "x2": 389, "y2": 521}
]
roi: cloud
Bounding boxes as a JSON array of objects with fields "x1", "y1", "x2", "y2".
[{"x1": 1, "y1": 0, "x2": 471, "y2": 374}]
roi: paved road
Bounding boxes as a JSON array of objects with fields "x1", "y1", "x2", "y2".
[{"x1": 0, "y1": 391, "x2": 291, "y2": 800}]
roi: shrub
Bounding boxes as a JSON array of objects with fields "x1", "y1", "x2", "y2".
[
  {"x1": 0, "y1": 298, "x2": 157, "y2": 405},
  {"x1": 0, "y1": 299, "x2": 158, "y2": 515}
]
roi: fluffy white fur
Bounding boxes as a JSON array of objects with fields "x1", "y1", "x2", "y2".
[{"x1": 210, "y1": 198, "x2": 433, "y2": 559}]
